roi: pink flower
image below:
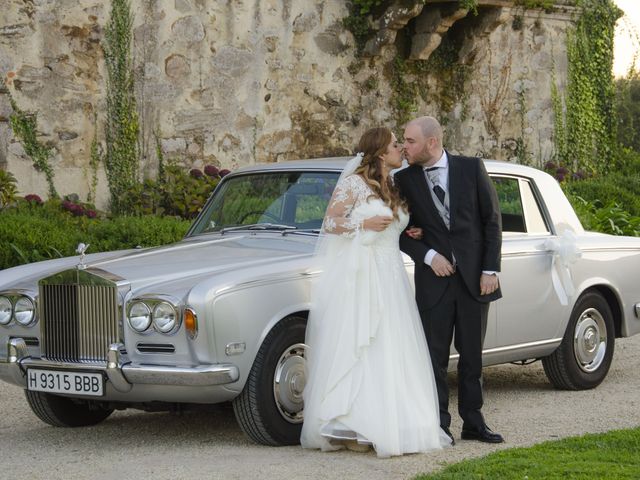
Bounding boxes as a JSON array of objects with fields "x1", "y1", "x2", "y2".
[
  {"x1": 24, "y1": 194, "x2": 43, "y2": 204},
  {"x1": 219, "y1": 169, "x2": 231, "y2": 178},
  {"x1": 204, "y1": 165, "x2": 220, "y2": 177},
  {"x1": 70, "y1": 204, "x2": 85, "y2": 216},
  {"x1": 190, "y1": 168, "x2": 204, "y2": 179},
  {"x1": 85, "y1": 209, "x2": 97, "y2": 218}
]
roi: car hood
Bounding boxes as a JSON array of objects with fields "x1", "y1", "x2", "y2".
[{"x1": 0, "y1": 233, "x2": 316, "y2": 296}]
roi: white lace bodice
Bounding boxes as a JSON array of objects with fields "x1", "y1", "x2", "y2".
[{"x1": 323, "y1": 174, "x2": 408, "y2": 246}]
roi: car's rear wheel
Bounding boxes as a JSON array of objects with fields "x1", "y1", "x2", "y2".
[
  {"x1": 233, "y1": 315, "x2": 306, "y2": 446},
  {"x1": 25, "y1": 390, "x2": 114, "y2": 427},
  {"x1": 542, "y1": 291, "x2": 615, "y2": 390}
]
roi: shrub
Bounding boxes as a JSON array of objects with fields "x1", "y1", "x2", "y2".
[
  {"x1": 119, "y1": 163, "x2": 220, "y2": 219},
  {"x1": 0, "y1": 170, "x2": 18, "y2": 209},
  {"x1": 567, "y1": 194, "x2": 640, "y2": 237},
  {"x1": 615, "y1": 71, "x2": 640, "y2": 152},
  {"x1": 562, "y1": 171, "x2": 640, "y2": 218},
  {"x1": 0, "y1": 202, "x2": 190, "y2": 270}
]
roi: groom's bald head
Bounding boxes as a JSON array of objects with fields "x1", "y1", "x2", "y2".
[
  {"x1": 403, "y1": 116, "x2": 444, "y2": 166},
  {"x1": 407, "y1": 116, "x2": 443, "y2": 147}
]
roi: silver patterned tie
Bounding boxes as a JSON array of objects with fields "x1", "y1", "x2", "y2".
[{"x1": 425, "y1": 167, "x2": 445, "y2": 205}]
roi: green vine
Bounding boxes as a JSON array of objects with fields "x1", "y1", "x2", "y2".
[
  {"x1": 551, "y1": 69, "x2": 568, "y2": 165},
  {"x1": 155, "y1": 131, "x2": 166, "y2": 184},
  {"x1": 8, "y1": 93, "x2": 57, "y2": 198},
  {"x1": 552, "y1": 0, "x2": 621, "y2": 173},
  {"x1": 423, "y1": 35, "x2": 470, "y2": 120},
  {"x1": 388, "y1": 57, "x2": 418, "y2": 127},
  {"x1": 343, "y1": 0, "x2": 392, "y2": 52},
  {"x1": 514, "y1": 0, "x2": 556, "y2": 10},
  {"x1": 86, "y1": 113, "x2": 101, "y2": 203},
  {"x1": 102, "y1": 0, "x2": 140, "y2": 214},
  {"x1": 615, "y1": 71, "x2": 640, "y2": 152},
  {"x1": 386, "y1": 29, "x2": 470, "y2": 128},
  {"x1": 459, "y1": 0, "x2": 479, "y2": 15},
  {"x1": 515, "y1": 80, "x2": 531, "y2": 164}
]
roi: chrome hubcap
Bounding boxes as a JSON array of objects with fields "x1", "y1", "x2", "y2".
[
  {"x1": 573, "y1": 308, "x2": 607, "y2": 373},
  {"x1": 273, "y1": 343, "x2": 306, "y2": 424}
]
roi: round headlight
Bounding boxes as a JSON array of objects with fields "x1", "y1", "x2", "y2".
[
  {"x1": 128, "y1": 302, "x2": 152, "y2": 332},
  {"x1": 0, "y1": 296, "x2": 12, "y2": 325},
  {"x1": 14, "y1": 296, "x2": 36, "y2": 326},
  {"x1": 153, "y1": 302, "x2": 178, "y2": 334}
]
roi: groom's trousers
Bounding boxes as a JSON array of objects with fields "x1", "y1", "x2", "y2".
[{"x1": 419, "y1": 272, "x2": 489, "y2": 431}]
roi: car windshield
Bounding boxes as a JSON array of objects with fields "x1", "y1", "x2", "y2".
[{"x1": 189, "y1": 171, "x2": 340, "y2": 235}]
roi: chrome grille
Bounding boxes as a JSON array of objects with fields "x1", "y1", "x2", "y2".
[{"x1": 39, "y1": 269, "x2": 120, "y2": 363}]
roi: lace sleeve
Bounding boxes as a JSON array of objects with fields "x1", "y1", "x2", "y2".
[{"x1": 323, "y1": 175, "x2": 367, "y2": 237}]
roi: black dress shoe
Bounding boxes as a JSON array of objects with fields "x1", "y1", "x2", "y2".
[
  {"x1": 461, "y1": 425, "x2": 504, "y2": 443},
  {"x1": 442, "y1": 426, "x2": 455, "y2": 445}
]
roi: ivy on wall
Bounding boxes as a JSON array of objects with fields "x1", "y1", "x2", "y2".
[
  {"x1": 8, "y1": 94, "x2": 57, "y2": 198},
  {"x1": 102, "y1": 0, "x2": 140, "y2": 214},
  {"x1": 460, "y1": 0, "x2": 479, "y2": 15},
  {"x1": 386, "y1": 36, "x2": 471, "y2": 128},
  {"x1": 514, "y1": 0, "x2": 556, "y2": 10},
  {"x1": 87, "y1": 113, "x2": 101, "y2": 204},
  {"x1": 552, "y1": 0, "x2": 621, "y2": 173},
  {"x1": 343, "y1": 0, "x2": 391, "y2": 52}
]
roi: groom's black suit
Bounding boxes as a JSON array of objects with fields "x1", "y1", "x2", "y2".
[{"x1": 396, "y1": 153, "x2": 502, "y2": 431}]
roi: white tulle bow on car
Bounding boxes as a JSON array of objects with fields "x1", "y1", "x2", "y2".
[{"x1": 543, "y1": 230, "x2": 582, "y2": 306}]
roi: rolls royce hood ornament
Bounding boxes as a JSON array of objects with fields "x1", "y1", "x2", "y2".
[{"x1": 76, "y1": 242, "x2": 90, "y2": 270}]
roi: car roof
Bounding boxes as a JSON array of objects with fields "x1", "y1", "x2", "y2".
[
  {"x1": 232, "y1": 157, "x2": 352, "y2": 174},
  {"x1": 230, "y1": 156, "x2": 548, "y2": 179}
]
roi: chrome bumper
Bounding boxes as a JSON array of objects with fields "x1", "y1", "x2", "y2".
[{"x1": 0, "y1": 338, "x2": 239, "y2": 393}]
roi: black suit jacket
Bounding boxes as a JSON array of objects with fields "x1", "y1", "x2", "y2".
[{"x1": 396, "y1": 153, "x2": 502, "y2": 310}]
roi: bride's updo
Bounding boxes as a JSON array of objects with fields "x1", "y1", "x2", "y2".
[{"x1": 354, "y1": 127, "x2": 406, "y2": 218}]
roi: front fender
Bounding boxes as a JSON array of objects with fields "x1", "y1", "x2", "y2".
[{"x1": 206, "y1": 274, "x2": 314, "y2": 393}]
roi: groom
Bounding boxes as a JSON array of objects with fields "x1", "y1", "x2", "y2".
[{"x1": 396, "y1": 116, "x2": 504, "y2": 444}]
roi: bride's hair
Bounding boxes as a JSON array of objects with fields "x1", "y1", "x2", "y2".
[{"x1": 354, "y1": 127, "x2": 406, "y2": 218}]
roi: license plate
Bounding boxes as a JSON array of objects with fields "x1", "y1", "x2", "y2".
[{"x1": 27, "y1": 369, "x2": 104, "y2": 397}]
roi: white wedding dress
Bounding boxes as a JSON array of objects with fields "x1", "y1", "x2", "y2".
[{"x1": 301, "y1": 174, "x2": 450, "y2": 458}]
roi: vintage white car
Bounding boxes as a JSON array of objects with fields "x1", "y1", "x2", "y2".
[{"x1": 1, "y1": 158, "x2": 639, "y2": 446}]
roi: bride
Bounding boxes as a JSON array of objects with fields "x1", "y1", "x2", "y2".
[{"x1": 301, "y1": 127, "x2": 451, "y2": 458}]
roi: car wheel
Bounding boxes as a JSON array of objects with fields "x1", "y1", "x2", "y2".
[
  {"x1": 542, "y1": 291, "x2": 615, "y2": 390},
  {"x1": 25, "y1": 390, "x2": 114, "y2": 427},
  {"x1": 233, "y1": 315, "x2": 306, "y2": 446}
]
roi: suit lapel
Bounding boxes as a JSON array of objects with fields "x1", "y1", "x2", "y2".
[{"x1": 447, "y1": 152, "x2": 461, "y2": 229}]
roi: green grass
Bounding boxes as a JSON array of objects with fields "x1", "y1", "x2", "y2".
[{"x1": 416, "y1": 427, "x2": 640, "y2": 480}]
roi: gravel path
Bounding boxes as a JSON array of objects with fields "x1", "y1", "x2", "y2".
[{"x1": 1, "y1": 334, "x2": 639, "y2": 480}]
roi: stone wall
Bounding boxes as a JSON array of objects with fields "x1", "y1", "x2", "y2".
[{"x1": 0, "y1": 0, "x2": 576, "y2": 209}]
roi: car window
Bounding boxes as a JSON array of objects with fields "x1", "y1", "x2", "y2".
[
  {"x1": 520, "y1": 179, "x2": 550, "y2": 234},
  {"x1": 491, "y1": 176, "x2": 550, "y2": 234},
  {"x1": 189, "y1": 171, "x2": 339, "y2": 234},
  {"x1": 492, "y1": 176, "x2": 526, "y2": 233}
]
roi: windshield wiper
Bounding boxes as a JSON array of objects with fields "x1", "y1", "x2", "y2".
[
  {"x1": 282, "y1": 228, "x2": 321, "y2": 236},
  {"x1": 220, "y1": 223, "x2": 296, "y2": 234}
]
